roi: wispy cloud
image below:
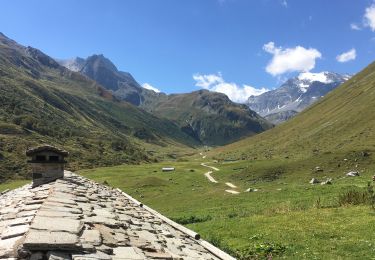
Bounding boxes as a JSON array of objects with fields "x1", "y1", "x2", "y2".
[
  {"x1": 350, "y1": 23, "x2": 361, "y2": 30},
  {"x1": 281, "y1": 0, "x2": 288, "y2": 8},
  {"x1": 142, "y1": 83, "x2": 161, "y2": 93},
  {"x1": 336, "y1": 48, "x2": 356, "y2": 63},
  {"x1": 263, "y1": 42, "x2": 322, "y2": 76},
  {"x1": 193, "y1": 73, "x2": 269, "y2": 103},
  {"x1": 364, "y1": 3, "x2": 375, "y2": 31}
]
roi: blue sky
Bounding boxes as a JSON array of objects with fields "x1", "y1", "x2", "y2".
[{"x1": 1, "y1": 0, "x2": 375, "y2": 102}]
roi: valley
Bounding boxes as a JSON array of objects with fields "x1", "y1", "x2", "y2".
[
  {"x1": 1, "y1": 2, "x2": 375, "y2": 258},
  {"x1": 73, "y1": 153, "x2": 375, "y2": 259}
]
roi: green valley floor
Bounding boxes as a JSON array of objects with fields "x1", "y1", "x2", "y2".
[{"x1": 2, "y1": 153, "x2": 375, "y2": 259}]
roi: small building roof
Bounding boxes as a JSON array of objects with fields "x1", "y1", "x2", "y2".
[
  {"x1": 26, "y1": 145, "x2": 69, "y2": 157},
  {"x1": 0, "y1": 171, "x2": 235, "y2": 259}
]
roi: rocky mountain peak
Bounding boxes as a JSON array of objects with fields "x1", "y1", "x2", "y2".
[{"x1": 247, "y1": 71, "x2": 350, "y2": 124}]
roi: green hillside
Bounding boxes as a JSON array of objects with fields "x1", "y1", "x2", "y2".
[
  {"x1": 213, "y1": 61, "x2": 375, "y2": 163},
  {"x1": 0, "y1": 33, "x2": 198, "y2": 182},
  {"x1": 143, "y1": 90, "x2": 273, "y2": 145}
]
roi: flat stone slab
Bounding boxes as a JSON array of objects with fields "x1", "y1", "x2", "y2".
[
  {"x1": 47, "y1": 251, "x2": 71, "y2": 260},
  {"x1": 37, "y1": 210, "x2": 81, "y2": 219},
  {"x1": 0, "y1": 235, "x2": 24, "y2": 258},
  {"x1": 1, "y1": 224, "x2": 29, "y2": 239},
  {"x1": 23, "y1": 231, "x2": 80, "y2": 250},
  {"x1": 80, "y1": 229, "x2": 101, "y2": 246},
  {"x1": 112, "y1": 247, "x2": 145, "y2": 260},
  {"x1": 72, "y1": 251, "x2": 111, "y2": 260},
  {"x1": 40, "y1": 205, "x2": 82, "y2": 214},
  {"x1": 47, "y1": 197, "x2": 77, "y2": 205},
  {"x1": 31, "y1": 216, "x2": 83, "y2": 234}
]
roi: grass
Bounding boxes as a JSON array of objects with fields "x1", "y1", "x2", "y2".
[
  {"x1": 0, "y1": 179, "x2": 29, "y2": 192},
  {"x1": 77, "y1": 154, "x2": 375, "y2": 259}
]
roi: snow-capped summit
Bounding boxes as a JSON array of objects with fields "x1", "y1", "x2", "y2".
[{"x1": 247, "y1": 72, "x2": 350, "y2": 124}]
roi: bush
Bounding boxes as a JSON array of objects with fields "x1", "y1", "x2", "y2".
[{"x1": 172, "y1": 215, "x2": 212, "y2": 225}]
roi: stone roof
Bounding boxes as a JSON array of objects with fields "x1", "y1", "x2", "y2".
[
  {"x1": 26, "y1": 145, "x2": 69, "y2": 157},
  {"x1": 0, "y1": 171, "x2": 235, "y2": 260}
]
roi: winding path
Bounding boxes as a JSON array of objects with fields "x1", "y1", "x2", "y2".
[{"x1": 200, "y1": 158, "x2": 241, "y2": 194}]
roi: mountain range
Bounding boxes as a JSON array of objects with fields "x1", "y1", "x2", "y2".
[
  {"x1": 247, "y1": 72, "x2": 350, "y2": 124},
  {"x1": 0, "y1": 33, "x2": 272, "y2": 181},
  {"x1": 216, "y1": 61, "x2": 375, "y2": 164},
  {"x1": 58, "y1": 55, "x2": 272, "y2": 145}
]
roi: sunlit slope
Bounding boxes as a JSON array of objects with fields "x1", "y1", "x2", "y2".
[{"x1": 214, "y1": 61, "x2": 375, "y2": 160}]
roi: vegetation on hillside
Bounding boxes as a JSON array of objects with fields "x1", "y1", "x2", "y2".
[{"x1": 0, "y1": 34, "x2": 198, "y2": 182}]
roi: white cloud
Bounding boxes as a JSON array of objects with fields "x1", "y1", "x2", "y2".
[
  {"x1": 336, "y1": 48, "x2": 356, "y2": 63},
  {"x1": 350, "y1": 23, "x2": 361, "y2": 30},
  {"x1": 364, "y1": 3, "x2": 375, "y2": 31},
  {"x1": 281, "y1": 0, "x2": 287, "y2": 8},
  {"x1": 142, "y1": 83, "x2": 161, "y2": 93},
  {"x1": 193, "y1": 73, "x2": 269, "y2": 103},
  {"x1": 263, "y1": 41, "x2": 322, "y2": 76}
]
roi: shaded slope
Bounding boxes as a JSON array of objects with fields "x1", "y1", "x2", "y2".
[
  {"x1": 59, "y1": 55, "x2": 272, "y2": 145},
  {"x1": 0, "y1": 33, "x2": 197, "y2": 181},
  {"x1": 147, "y1": 90, "x2": 273, "y2": 145},
  {"x1": 215, "y1": 61, "x2": 375, "y2": 160}
]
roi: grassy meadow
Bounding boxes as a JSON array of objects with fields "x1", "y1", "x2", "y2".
[{"x1": 77, "y1": 153, "x2": 375, "y2": 259}]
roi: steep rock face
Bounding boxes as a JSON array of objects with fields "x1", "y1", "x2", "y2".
[
  {"x1": 247, "y1": 72, "x2": 350, "y2": 124},
  {"x1": 59, "y1": 55, "x2": 157, "y2": 106}
]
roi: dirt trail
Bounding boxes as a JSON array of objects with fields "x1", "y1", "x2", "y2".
[
  {"x1": 200, "y1": 160, "x2": 241, "y2": 194},
  {"x1": 204, "y1": 171, "x2": 218, "y2": 183},
  {"x1": 225, "y1": 182, "x2": 237, "y2": 188},
  {"x1": 225, "y1": 190, "x2": 240, "y2": 194}
]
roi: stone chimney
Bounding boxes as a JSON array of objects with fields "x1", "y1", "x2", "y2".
[{"x1": 26, "y1": 145, "x2": 69, "y2": 187}]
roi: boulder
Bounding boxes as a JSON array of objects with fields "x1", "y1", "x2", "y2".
[
  {"x1": 321, "y1": 178, "x2": 332, "y2": 185},
  {"x1": 309, "y1": 178, "x2": 320, "y2": 184},
  {"x1": 346, "y1": 171, "x2": 360, "y2": 177},
  {"x1": 245, "y1": 188, "x2": 258, "y2": 192},
  {"x1": 314, "y1": 166, "x2": 323, "y2": 172}
]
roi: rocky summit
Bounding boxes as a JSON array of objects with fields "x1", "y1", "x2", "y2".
[{"x1": 0, "y1": 171, "x2": 234, "y2": 260}]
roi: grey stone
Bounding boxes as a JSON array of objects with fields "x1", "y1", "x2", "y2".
[
  {"x1": 23, "y1": 231, "x2": 80, "y2": 250},
  {"x1": 47, "y1": 197, "x2": 77, "y2": 205},
  {"x1": 0, "y1": 235, "x2": 24, "y2": 258},
  {"x1": 30, "y1": 216, "x2": 83, "y2": 234},
  {"x1": 1, "y1": 224, "x2": 29, "y2": 239},
  {"x1": 47, "y1": 251, "x2": 72, "y2": 260},
  {"x1": 94, "y1": 224, "x2": 117, "y2": 247},
  {"x1": 30, "y1": 252, "x2": 44, "y2": 260},
  {"x1": 80, "y1": 229, "x2": 101, "y2": 246},
  {"x1": 346, "y1": 171, "x2": 360, "y2": 177},
  {"x1": 72, "y1": 251, "x2": 111, "y2": 260},
  {"x1": 309, "y1": 178, "x2": 320, "y2": 184},
  {"x1": 37, "y1": 210, "x2": 81, "y2": 219},
  {"x1": 112, "y1": 247, "x2": 145, "y2": 260},
  {"x1": 40, "y1": 205, "x2": 82, "y2": 214}
]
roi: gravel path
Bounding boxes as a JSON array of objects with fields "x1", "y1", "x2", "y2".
[
  {"x1": 225, "y1": 182, "x2": 237, "y2": 188},
  {"x1": 204, "y1": 171, "x2": 218, "y2": 183},
  {"x1": 200, "y1": 161, "x2": 241, "y2": 194},
  {"x1": 225, "y1": 190, "x2": 240, "y2": 194}
]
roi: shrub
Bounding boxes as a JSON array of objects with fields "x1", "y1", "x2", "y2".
[{"x1": 172, "y1": 215, "x2": 212, "y2": 225}]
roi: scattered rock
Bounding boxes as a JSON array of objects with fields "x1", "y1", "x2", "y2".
[
  {"x1": 321, "y1": 178, "x2": 332, "y2": 185},
  {"x1": 309, "y1": 178, "x2": 320, "y2": 184},
  {"x1": 245, "y1": 188, "x2": 258, "y2": 192},
  {"x1": 314, "y1": 166, "x2": 323, "y2": 172},
  {"x1": 346, "y1": 171, "x2": 360, "y2": 177}
]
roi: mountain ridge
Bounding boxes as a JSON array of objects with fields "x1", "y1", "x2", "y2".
[
  {"x1": 247, "y1": 71, "x2": 350, "y2": 124},
  {"x1": 59, "y1": 55, "x2": 273, "y2": 145}
]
